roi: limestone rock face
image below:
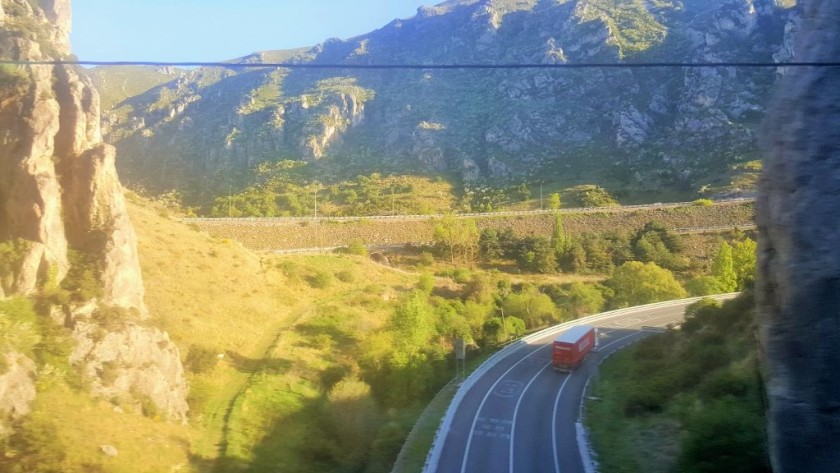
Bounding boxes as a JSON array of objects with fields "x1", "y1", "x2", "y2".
[
  {"x1": 70, "y1": 319, "x2": 189, "y2": 423},
  {"x1": 0, "y1": 0, "x2": 185, "y2": 422},
  {"x1": 757, "y1": 1, "x2": 840, "y2": 471},
  {"x1": 0, "y1": 0, "x2": 145, "y2": 311},
  {"x1": 0, "y1": 352, "x2": 36, "y2": 436}
]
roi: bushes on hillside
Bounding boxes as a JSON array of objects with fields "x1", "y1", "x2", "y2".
[{"x1": 587, "y1": 293, "x2": 769, "y2": 472}]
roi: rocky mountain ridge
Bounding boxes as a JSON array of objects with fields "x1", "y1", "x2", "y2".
[
  {"x1": 0, "y1": 0, "x2": 187, "y2": 427},
  {"x1": 99, "y1": 0, "x2": 800, "y2": 205}
]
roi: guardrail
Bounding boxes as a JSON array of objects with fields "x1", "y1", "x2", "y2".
[
  {"x1": 182, "y1": 198, "x2": 754, "y2": 224},
  {"x1": 420, "y1": 293, "x2": 739, "y2": 473},
  {"x1": 674, "y1": 224, "x2": 757, "y2": 234}
]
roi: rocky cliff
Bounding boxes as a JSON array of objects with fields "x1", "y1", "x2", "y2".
[
  {"x1": 99, "y1": 0, "x2": 800, "y2": 204},
  {"x1": 757, "y1": 0, "x2": 840, "y2": 470},
  {"x1": 0, "y1": 0, "x2": 187, "y2": 424}
]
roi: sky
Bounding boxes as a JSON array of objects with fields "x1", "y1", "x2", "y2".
[{"x1": 71, "y1": 1, "x2": 429, "y2": 62}]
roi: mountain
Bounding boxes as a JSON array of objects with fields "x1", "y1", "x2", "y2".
[{"x1": 98, "y1": 0, "x2": 800, "y2": 206}]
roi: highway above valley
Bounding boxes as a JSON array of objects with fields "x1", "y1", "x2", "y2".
[{"x1": 424, "y1": 295, "x2": 737, "y2": 473}]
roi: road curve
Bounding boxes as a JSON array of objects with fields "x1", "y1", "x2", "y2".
[{"x1": 424, "y1": 295, "x2": 737, "y2": 473}]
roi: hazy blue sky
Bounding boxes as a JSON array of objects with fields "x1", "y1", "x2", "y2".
[{"x1": 71, "y1": 1, "x2": 428, "y2": 62}]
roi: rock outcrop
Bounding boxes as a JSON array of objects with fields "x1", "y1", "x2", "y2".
[
  {"x1": 0, "y1": 0, "x2": 187, "y2": 423},
  {"x1": 0, "y1": 0, "x2": 145, "y2": 312},
  {"x1": 70, "y1": 317, "x2": 189, "y2": 423},
  {"x1": 0, "y1": 352, "x2": 36, "y2": 435},
  {"x1": 757, "y1": 0, "x2": 840, "y2": 471}
]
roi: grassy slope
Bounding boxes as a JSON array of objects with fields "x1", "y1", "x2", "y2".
[
  {"x1": 7, "y1": 197, "x2": 416, "y2": 472},
  {"x1": 87, "y1": 66, "x2": 181, "y2": 111},
  {"x1": 128, "y1": 199, "x2": 418, "y2": 471}
]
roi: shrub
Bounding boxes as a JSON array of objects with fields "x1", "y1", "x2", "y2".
[
  {"x1": 678, "y1": 400, "x2": 769, "y2": 473},
  {"x1": 346, "y1": 239, "x2": 368, "y2": 256},
  {"x1": 623, "y1": 385, "x2": 665, "y2": 416},
  {"x1": 417, "y1": 273, "x2": 435, "y2": 293},
  {"x1": 419, "y1": 251, "x2": 435, "y2": 266},
  {"x1": 186, "y1": 345, "x2": 220, "y2": 374},
  {"x1": 452, "y1": 268, "x2": 472, "y2": 284},
  {"x1": 98, "y1": 361, "x2": 121, "y2": 386},
  {"x1": 685, "y1": 276, "x2": 728, "y2": 297},
  {"x1": 61, "y1": 250, "x2": 103, "y2": 302},
  {"x1": 699, "y1": 371, "x2": 751, "y2": 400},
  {"x1": 90, "y1": 305, "x2": 134, "y2": 331},
  {"x1": 693, "y1": 198, "x2": 715, "y2": 206},
  {"x1": 336, "y1": 270, "x2": 354, "y2": 283},
  {"x1": 0, "y1": 238, "x2": 30, "y2": 293},
  {"x1": 309, "y1": 270, "x2": 333, "y2": 289},
  {"x1": 277, "y1": 260, "x2": 301, "y2": 281},
  {"x1": 0, "y1": 298, "x2": 41, "y2": 359}
]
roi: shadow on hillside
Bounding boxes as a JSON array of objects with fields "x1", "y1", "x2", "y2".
[
  {"x1": 190, "y1": 389, "x2": 342, "y2": 473},
  {"x1": 224, "y1": 350, "x2": 292, "y2": 374},
  {"x1": 294, "y1": 321, "x2": 356, "y2": 349}
]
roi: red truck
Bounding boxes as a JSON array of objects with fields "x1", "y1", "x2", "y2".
[{"x1": 552, "y1": 325, "x2": 596, "y2": 372}]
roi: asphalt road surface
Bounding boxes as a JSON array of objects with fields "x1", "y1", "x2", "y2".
[{"x1": 431, "y1": 298, "x2": 727, "y2": 473}]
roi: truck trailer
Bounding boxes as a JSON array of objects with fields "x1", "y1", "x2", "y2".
[{"x1": 552, "y1": 325, "x2": 596, "y2": 372}]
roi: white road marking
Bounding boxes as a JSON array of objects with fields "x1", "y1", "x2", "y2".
[
  {"x1": 509, "y1": 361, "x2": 553, "y2": 473},
  {"x1": 460, "y1": 343, "x2": 554, "y2": 473},
  {"x1": 552, "y1": 331, "x2": 645, "y2": 473},
  {"x1": 551, "y1": 375, "x2": 573, "y2": 473}
]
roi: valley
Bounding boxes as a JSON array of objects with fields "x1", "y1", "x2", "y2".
[{"x1": 1, "y1": 0, "x2": 808, "y2": 472}]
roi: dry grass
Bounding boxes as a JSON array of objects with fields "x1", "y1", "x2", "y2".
[
  {"x1": 132, "y1": 201, "x2": 417, "y2": 470},
  {"x1": 21, "y1": 383, "x2": 191, "y2": 473}
]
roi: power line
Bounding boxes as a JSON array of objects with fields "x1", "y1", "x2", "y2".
[{"x1": 1, "y1": 59, "x2": 839, "y2": 69}]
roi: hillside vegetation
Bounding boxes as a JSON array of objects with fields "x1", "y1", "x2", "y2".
[
  {"x1": 2, "y1": 196, "x2": 425, "y2": 472},
  {"x1": 586, "y1": 294, "x2": 769, "y2": 473}
]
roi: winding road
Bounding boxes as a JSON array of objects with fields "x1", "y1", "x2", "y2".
[{"x1": 424, "y1": 295, "x2": 737, "y2": 473}]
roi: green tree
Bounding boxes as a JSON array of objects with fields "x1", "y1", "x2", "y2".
[
  {"x1": 581, "y1": 234, "x2": 613, "y2": 273},
  {"x1": 552, "y1": 214, "x2": 574, "y2": 256},
  {"x1": 515, "y1": 236, "x2": 557, "y2": 274},
  {"x1": 502, "y1": 285, "x2": 558, "y2": 328},
  {"x1": 731, "y1": 238, "x2": 757, "y2": 290},
  {"x1": 391, "y1": 292, "x2": 436, "y2": 360},
  {"x1": 462, "y1": 300, "x2": 494, "y2": 341},
  {"x1": 478, "y1": 228, "x2": 503, "y2": 261},
  {"x1": 607, "y1": 261, "x2": 687, "y2": 308},
  {"x1": 482, "y1": 316, "x2": 525, "y2": 345},
  {"x1": 630, "y1": 221, "x2": 687, "y2": 270},
  {"x1": 685, "y1": 276, "x2": 729, "y2": 297},
  {"x1": 558, "y1": 282, "x2": 606, "y2": 319},
  {"x1": 433, "y1": 214, "x2": 479, "y2": 263},
  {"x1": 463, "y1": 273, "x2": 495, "y2": 304},
  {"x1": 548, "y1": 192, "x2": 562, "y2": 210},
  {"x1": 712, "y1": 242, "x2": 738, "y2": 292}
]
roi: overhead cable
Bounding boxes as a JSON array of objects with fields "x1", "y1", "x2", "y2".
[{"x1": 1, "y1": 60, "x2": 839, "y2": 69}]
